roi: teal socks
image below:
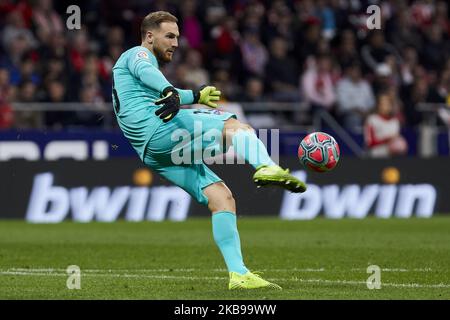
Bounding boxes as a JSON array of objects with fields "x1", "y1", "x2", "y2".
[
  {"x1": 212, "y1": 211, "x2": 248, "y2": 274},
  {"x1": 231, "y1": 130, "x2": 276, "y2": 168}
]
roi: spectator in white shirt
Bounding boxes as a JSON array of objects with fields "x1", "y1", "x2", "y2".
[
  {"x1": 364, "y1": 91, "x2": 408, "y2": 157},
  {"x1": 336, "y1": 62, "x2": 375, "y2": 132}
]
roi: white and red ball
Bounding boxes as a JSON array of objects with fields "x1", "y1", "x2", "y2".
[{"x1": 298, "y1": 132, "x2": 340, "y2": 172}]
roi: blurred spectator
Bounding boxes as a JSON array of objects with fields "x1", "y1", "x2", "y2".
[
  {"x1": 0, "y1": 1, "x2": 33, "y2": 29},
  {"x1": 39, "y1": 31, "x2": 68, "y2": 63},
  {"x1": 400, "y1": 63, "x2": 429, "y2": 126},
  {"x1": 183, "y1": 49, "x2": 209, "y2": 88},
  {"x1": 428, "y1": 68, "x2": 450, "y2": 109},
  {"x1": 0, "y1": 68, "x2": 14, "y2": 128},
  {"x1": 316, "y1": 0, "x2": 337, "y2": 40},
  {"x1": 68, "y1": 29, "x2": 91, "y2": 74},
  {"x1": 437, "y1": 103, "x2": 450, "y2": 145},
  {"x1": 386, "y1": 8, "x2": 423, "y2": 51},
  {"x1": 372, "y1": 62, "x2": 398, "y2": 96},
  {"x1": 172, "y1": 63, "x2": 190, "y2": 89},
  {"x1": 294, "y1": 0, "x2": 318, "y2": 26},
  {"x1": 16, "y1": 80, "x2": 36, "y2": 102},
  {"x1": 74, "y1": 53, "x2": 105, "y2": 101},
  {"x1": 295, "y1": 19, "x2": 322, "y2": 65},
  {"x1": 211, "y1": 69, "x2": 240, "y2": 102},
  {"x1": 1, "y1": 32, "x2": 34, "y2": 85},
  {"x1": 301, "y1": 54, "x2": 336, "y2": 114},
  {"x1": 210, "y1": 16, "x2": 240, "y2": 66},
  {"x1": 240, "y1": 28, "x2": 268, "y2": 78},
  {"x1": 411, "y1": 0, "x2": 435, "y2": 30},
  {"x1": 336, "y1": 29, "x2": 360, "y2": 69},
  {"x1": 14, "y1": 80, "x2": 41, "y2": 128},
  {"x1": 202, "y1": 1, "x2": 227, "y2": 41},
  {"x1": 239, "y1": 1, "x2": 265, "y2": 35},
  {"x1": 179, "y1": 0, "x2": 203, "y2": 50},
  {"x1": 386, "y1": 83, "x2": 405, "y2": 121},
  {"x1": 315, "y1": 37, "x2": 332, "y2": 58},
  {"x1": 361, "y1": 31, "x2": 402, "y2": 75},
  {"x1": 100, "y1": 43, "x2": 123, "y2": 100},
  {"x1": 43, "y1": 80, "x2": 70, "y2": 129},
  {"x1": 105, "y1": 25, "x2": 125, "y2": 48},
  {"x1": 43, "y1": 80, "x2": 67, "y2": 103},
  {"x1": 31, "y1": 0, "x2": 64, "y2": 45},
  {"x1": 435, "y1": 1, "x2": 450, "y2": 35},
  {"x1": 422, "y1": 23, "x2": 449, "y2": 71},
  {"x1": 399, "y1": 46, "x2": 420, "y2": 86},
  {"x1": 42, "y1": 57, "x2": 67, "y2": 88},
  {"x1": 401, "y1": 78, "x2": 429, "y2": 127},
  {"x1": 336, "y1": 62, "x2": 375, "y2": 132},
  {"x1": 238, "y1": 77, "x2": 279, "y2": 128},
  {"x1": 77, "y1": 85, "x2": 105, "y2": 127},
  {"x1": 236, "y1": 77, "x2": 265, "y2": 103},
  {"x1": 18, "y1": 56, "x2": 40, "y2": 85},
  {"x1": 99, "y1": 26, "x2": 124, "y2": 73},
  {"x1": 265, "y1": 37, "x2": 300, "y2": 102},
  {"x1": 2, "y1": 10, "x2": 37, "y2": 51},
  {"x1": 265, "y1": 1, "x2": 295, "y2": 44},
  {"x1": 364, "y1": 92, "x2": 408, "y2": 157}
]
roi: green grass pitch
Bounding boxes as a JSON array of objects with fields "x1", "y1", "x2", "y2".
[{"x1": 0, "y1": 217, "x2": 449, "y2": 299}]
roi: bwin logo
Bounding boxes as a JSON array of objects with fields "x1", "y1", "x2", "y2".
[
  {"x1": 26, "y1": 173, "x2": 191, "y2": 223},
  {"x1": 280, "y1": 171, "x2": 436, "y2": 220}
]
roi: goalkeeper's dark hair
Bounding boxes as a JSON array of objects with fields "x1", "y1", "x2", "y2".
[{"x1": 141, "y1": 11, "x2": 178, "y2": 41}]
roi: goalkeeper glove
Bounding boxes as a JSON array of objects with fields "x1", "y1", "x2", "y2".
[
  {"x1": 193, "y1": 85, "x2": 221, "y2": 108},
  {"x1": 155, "y1": 87, "x2": 180, "y2": 123}
]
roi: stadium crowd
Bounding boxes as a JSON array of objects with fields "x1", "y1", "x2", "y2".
[{"x1": 0, "y1": 0, "x2": 449, "y2": 152}]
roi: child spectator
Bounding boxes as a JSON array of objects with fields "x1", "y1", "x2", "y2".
[{"x1": 364, "y1": 91, "x2": 408, "y2": 157}]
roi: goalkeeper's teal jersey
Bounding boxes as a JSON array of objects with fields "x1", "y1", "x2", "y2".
[{"x1": 112, "y1": 46, "x2": 194, "y2": 160}]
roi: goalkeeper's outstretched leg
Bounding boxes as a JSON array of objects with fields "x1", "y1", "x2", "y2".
[
  {"x1": 222, "y1": 118, "x2": 307, "y2": 193},
  {"x1": 203, "y1": 182, "x2": 282, "y2": 290}
]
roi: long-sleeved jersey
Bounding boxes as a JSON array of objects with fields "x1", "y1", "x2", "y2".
[{"x1": 112, "y1": 46, "x2": 193, "y2": 160}]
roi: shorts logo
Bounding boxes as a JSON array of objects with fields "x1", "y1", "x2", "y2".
[
  {"x1": 137, "y1": 51, "x2": 149, "y2": 59},
  {"x1": 193, "y1": 109, "x2": 223, "y2": 115}
]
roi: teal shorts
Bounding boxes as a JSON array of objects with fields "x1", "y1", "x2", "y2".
[{"x1": 143, "y1": 108, "x2": 236, "y2": 206}]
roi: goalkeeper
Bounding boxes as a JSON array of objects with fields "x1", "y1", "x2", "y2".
[{"x1": 112, "y1": 11, "x2": 307, "y2": 290}]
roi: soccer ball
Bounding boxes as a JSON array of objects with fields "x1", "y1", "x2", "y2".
[{"x1": 298, "y1": 132, "x2": 340, "y2": 172}]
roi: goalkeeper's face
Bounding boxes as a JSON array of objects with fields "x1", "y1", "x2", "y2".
[{"x1": 152, "y1": 22, "x2": 179, "y2": 63}]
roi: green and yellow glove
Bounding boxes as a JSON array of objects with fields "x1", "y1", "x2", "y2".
[
  {"x1": 193, "y1": 85, "x2": 221, "y2": 108},
  {"x1": 155, "y1": 87, "x2": 180, "y2": 122}
]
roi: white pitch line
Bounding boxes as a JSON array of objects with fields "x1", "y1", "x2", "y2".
[
  {"x1": 281, "y1": 278, "x2": 450, "y2": 288},
  {"x1": 0, "y1": 271, "x2": 226, "y2": 281},
  {"x1": 7, "y1": 267, "x2": 437, "y2": 273},
  {"x1": 4, "y1": 267, "x2": 326, "y2": 273},
  {"x1": 351, "y1": 268, "x2": 434, "y2": 272},
  {"x1": 1, "y1": 270, "x2": 449, "y2": 289}
]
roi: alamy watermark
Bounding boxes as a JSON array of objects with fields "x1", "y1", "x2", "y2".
[
  {"x1": 366, "y1": 265, "x2": 381, "y2": 289},
  {"x1": 66, "y1": 265, "x2": 81, "y2": 289},
  {"x1": 169, "y1": 121, "x2": 279, "y2": 165},
  {"x1": 66, "y1": 5, "x2": 81, "y2": 30},
  {"x1": 366, "y1": 5, "x2": 381, "y2": 30}
]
